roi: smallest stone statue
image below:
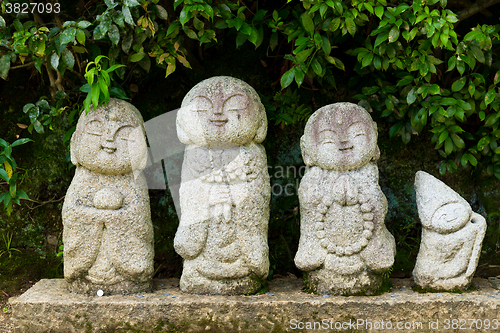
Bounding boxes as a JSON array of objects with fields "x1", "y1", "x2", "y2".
[{"x1": 413, "y1": 171, "x2": 486, "y2": 290}]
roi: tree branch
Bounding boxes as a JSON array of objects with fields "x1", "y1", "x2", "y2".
[{"x1": 457, "y1": 0, "x2": 500, "y2": 21}]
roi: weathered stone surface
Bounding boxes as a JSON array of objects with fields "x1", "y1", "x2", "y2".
[
  {"x1": 10, "y1": 277, "x2": 500, "y2": 332},
  {"x1": 295, "y1": 102, "x2": 395, "y2": 295},
  {"x1": 174, "y1": 76, "x2": 270, "y2": 295},
  {"x1": 62, "y1": 98, "x2": 154, "y2": 295},
  {"x1": 413, "y1": 171, "x2": 486, "y2": 290}
]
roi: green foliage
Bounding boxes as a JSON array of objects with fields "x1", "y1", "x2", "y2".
[
  {"x1": 0, "y1": 232, "x2": 21, "y2": 258},
  {"x1": 0, "y1": 138, "x2": 32, "y2": 215},
  {"x1": 81, "y1": 55, "x2": 126, "y2": 113}
]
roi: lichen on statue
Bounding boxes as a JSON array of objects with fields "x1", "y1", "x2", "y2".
[
  {"x1": 62, "y1": 98, "x2": 154, "y2": 295},
  {"x1": 295, "y1": 102, "x2": 396, "y2": 295},
  {"x1": 174, "y1": 76, "x2": 270, "y2": 295}
]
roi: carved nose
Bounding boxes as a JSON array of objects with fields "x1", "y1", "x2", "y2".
[{"x1": 213, "y1": 108, "x2": 223, "y2": 115}]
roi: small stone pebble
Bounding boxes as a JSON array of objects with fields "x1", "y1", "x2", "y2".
[
  {"x1": 399, "y1": 288, "x2": 406, "y2": 291},
  {"x1": 172, "y1": 295, "x2": 178, "y2": 298},
  {"x1": 163, "y1": 293, "x2": 170, "y2": 296},
  {"x1": 322, "y1": 294, "x2": 330, "y2": 298},
  {"x1": 97, "y1": 290, "x2": 104, "y2": 297},
  {"x1": 252, "y1": 296, "x2": 257, "y2": 299},
  {"x1": 457, "y1": 294, "x2": 463, "y2": 297},
  {"x1": 390, "y1": 294, "x2": 397, "y2": 297},
  {"x1": 265, "y1": 292, "x2": 275, "y2": 296},
  {"x1": 493, "y1": 292, "x2": 499, "y2": 295},
  {"x1": 495, "y1": 297, "x2": 500, "y2": 299},
  {"x1": 137, "y1": 294, "x2": 144, "y2": 298},
  {"x1": 436, "y1": 294, "x2": 443, "y2": 297},
  {"x1": 488, "y1": 295, "x2": 495, "y2": 298},
  {"x1": 161, "y1": 284, "x2": 165, "y2": 286}
]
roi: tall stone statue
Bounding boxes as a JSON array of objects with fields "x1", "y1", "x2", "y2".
[
  {"x1": 62, "y1": 99, "x2": 154, "y2": 295},
  {"x1": 413, "y1": 171, "x2": 486, "y2": 290},
  {"x1": 295, "y1": 102, "x2": 395, "y2": 295},
  {"x1": 175, "y1": 76, "x2": 270, "y2": 295}
]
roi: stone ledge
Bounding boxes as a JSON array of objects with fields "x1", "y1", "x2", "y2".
[{"x1": 10, "y1": 277, "x2": 500, "y2": 332}]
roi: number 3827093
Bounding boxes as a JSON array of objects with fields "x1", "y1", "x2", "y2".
[{"x1": 5, "y1": 2, "x2": 60, "y2": 14}]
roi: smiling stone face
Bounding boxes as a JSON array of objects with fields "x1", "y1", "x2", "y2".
[
  {"x1": 177, "y1": 76, "x2": 267, "y2": 148},
  {"x1": 301, "y1": 103, "x2": 378, "y2": 171},
  {"x1": 71, "y1": 99, "x2": 147, "y2": 175}
]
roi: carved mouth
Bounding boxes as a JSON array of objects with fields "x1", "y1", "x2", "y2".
[
  {"x1": 339, "y1": 146, "x2": 353, "y2": 151},
  {"x1": 210, "y1": 119, "x2": 228, "y2": 127},
  {"x1": 102, "y1": 147, "x2": 116, "y2": 154}
]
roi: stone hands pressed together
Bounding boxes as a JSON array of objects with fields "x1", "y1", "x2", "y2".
[{"x1": 174, "y1": 76, "x2": 270, "y2": 295}]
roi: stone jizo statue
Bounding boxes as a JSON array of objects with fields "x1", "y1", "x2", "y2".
[
  {"x1": 295, "y1": 102, "x2": 396, "y2": 295},
  {"x1": 62, "y1": 99, "x2": 154, "y2": 295},
  {"x1": 174, "y1": 76, "x2": 270, "y2": 295},
  {"x1": 413, "y1": 171, "x2": 486, "y2": 290}
]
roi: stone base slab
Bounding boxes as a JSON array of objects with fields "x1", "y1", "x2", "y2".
[{"x1": 10, "y1": 277, "x2": 500, "y2": 332}]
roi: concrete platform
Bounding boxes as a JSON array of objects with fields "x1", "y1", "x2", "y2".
[{"x1": 10, "y1": 277, "x2": 500, "y2": 332}]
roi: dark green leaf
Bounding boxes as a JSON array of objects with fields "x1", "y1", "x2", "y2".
[
  {"x1": 0, "y1": 169, "x2": 9, "y2": 182},
  {"x1": 108, "y1": 24, "x2": 120, "y2": 45},
  {"x1": 451, "y1": 77, "x2": 466, "y2": 92},
  {"x1": 61, "y1": 49, "x2": 75, "y2": 70},
  {"x1": 0, "y1": 55, "x2": 10, "y2": 80},
  {"x1": 441, "y1": 98, "x2": 457, "y2": 106},
  {"x1": 122, "y1": 6, "x2": 135, "y2": 26},
  {"x1": 294, "y1": 68, "x2": 305, "y2": 87},
  {"x1": 129, "y1": 52, "x2": 145, "y2": 62},
  {"x1": 51, "y1": 53, "x2": 59, "y2": 70},
  {"x1": 451, "y1": 133, "x2": 465, "y2": 148},
  {"x1": 485, "y1": 88, "x2": 496, "y2": 106},
  {"x1": 281, "y1": 68, "x2": 295, "y2": 89},
  {"x1": 345, "y1": 18, "x2": 356, "y2": 36},
  {"x1": 407, "y1": 87, "x2": 417, "y2": 104},
  {"x1": 301, "y1": 13, "x2": 314, "y2": 36},
  {"x1": 444, "y1": 137, "x2": 453, "y2": 155},
  {"x1": 156, "y1": 5, "x2": 169, "y2": 20},
  {"x1": 311, "y1": 59, "x2": 323, "y2": 76},
  {"x1": 388, "y1": 26, "x2": 399, "y2": 43},
  {"x1": 77, "y1": 20, "x2": 92, "y2": 29},
  {"x1": 478, "y1": 136, "x2": 490, "y2": 151}
]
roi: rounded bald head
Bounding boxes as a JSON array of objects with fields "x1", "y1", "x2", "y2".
[
  {"x1": 301, "y1": 102, "x2": 379, "y2": 171},
  {"x1": 71, "y1": 99, "x2": 147, "y2": 175},
  {"x1": 176, "y1": 76, "x2": 267, "y2": 148}
]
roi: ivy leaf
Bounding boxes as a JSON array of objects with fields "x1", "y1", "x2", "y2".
[
  {"x1": 301, "y1": 13, "x2": 314, "y2": 36},
  {"x1": 375, "y1": 6, "x2": 384, "y2": 19},
  {"x1": 451, "y1": 77, "x2": 466, "y2": 92}
]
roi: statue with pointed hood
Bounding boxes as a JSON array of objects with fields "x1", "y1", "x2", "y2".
[
  {"x1": 295, "y1": 102, "x2": 396, "y2": 295},
  {"x1": 413, "y1": 171, "x2": 486, "y2": 290},
  {"x1": 174, "y1": 76, "x2": 270, "y2": 295},
  {"x1": 62, "y1": 99, "x2": 154, "y2": 295}
]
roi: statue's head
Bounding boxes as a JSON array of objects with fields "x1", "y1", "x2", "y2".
[
  {"x1": 301, "y1": 102, "x2": 379, "y2": 171},
  {"x1": 176, "y1": 76, "x2": 267, "y2": 148},
  {"x1": 70, "y1": 98, "x2": 148, "y2": 175}
]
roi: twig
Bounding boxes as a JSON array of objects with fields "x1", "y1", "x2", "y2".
[
  {"x1": 25, "y1": 195, "x2": 65, "y2": 210},
  {"x1": 11, "y1": 62, "x2": 34, "y2": 70}
]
